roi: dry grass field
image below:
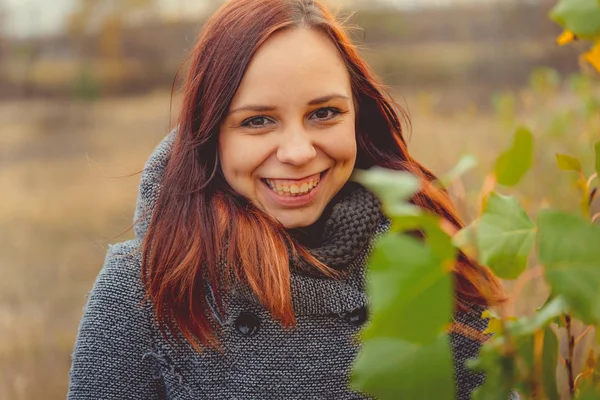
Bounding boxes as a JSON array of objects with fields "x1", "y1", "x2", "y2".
[
  {"x1": 0, "y1": 91, "x2": 178, "y2": 399},
  {"x1": 0, "y1": 82, "x2": 596, "y2": 399}
]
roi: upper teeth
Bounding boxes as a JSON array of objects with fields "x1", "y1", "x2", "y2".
[{"x1": 265, "y1": 178, "x2": 320, "y2": 196}]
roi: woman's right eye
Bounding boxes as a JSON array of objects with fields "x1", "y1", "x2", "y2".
[{"x1": 241, "y1": 116, "x2": 273, "y2": 129}]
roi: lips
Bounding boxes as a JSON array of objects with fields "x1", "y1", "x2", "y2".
[{"x1": 260, "y1": 170, "x2": 328, "y2": 206}]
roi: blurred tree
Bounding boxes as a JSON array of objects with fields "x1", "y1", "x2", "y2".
[
  {"x1": 66, "y1": 0, "x2": 157, "y2": 99},
  {"x1": 0, "y1": 6, "x2": 5, "y2": 63},
  {"x1": 67, "y1": 0, "x2": 157, "y2": 59}
]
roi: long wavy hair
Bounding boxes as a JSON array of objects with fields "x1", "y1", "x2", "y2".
[{"x1": 141, "y1": 0, "x2": 506, "y2": 351}]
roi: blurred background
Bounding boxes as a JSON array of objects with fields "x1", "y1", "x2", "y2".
[{"x1": 1, "y1": 0, "x2": 598, "y2": 398}]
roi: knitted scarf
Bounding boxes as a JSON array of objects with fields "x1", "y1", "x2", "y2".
[{"x1": 290, "y1": 181, "x2": 386, "y2": 275}]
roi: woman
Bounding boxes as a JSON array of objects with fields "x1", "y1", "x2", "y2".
[{"x1": 67, "y1": 0, "x2": 506, "y2": 399}]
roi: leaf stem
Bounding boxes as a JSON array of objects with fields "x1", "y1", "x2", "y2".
[{"x1": 565, "y1": 314, "x2": 576, "y2": 397}]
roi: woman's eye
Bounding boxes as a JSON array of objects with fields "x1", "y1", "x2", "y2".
[
  {"x1": 241, "y1": 116, "x2": 272, "y2": 128},
  {"x1": 311, "y1": 107, "x2": 341, "y2": 121}
]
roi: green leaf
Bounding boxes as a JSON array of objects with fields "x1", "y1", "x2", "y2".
[
  {"x1": 391, "y1": 213, "x2": 457, "y2": 264},
  {"x1": 364, "y1": 234, "x2": 453, "y2": 343},
  {"x1": 514, "y1": 327, "x2": 560, "y2": 400},
  {"x1": 542, "y1": 327, "x2": 560, "y2": 400},
  {"x1": 557, "y1": 153, "x2": 583, "y2": 172},
  {"x1": 538, "y1": 210, "x2": 600, "y2": 325},
  {"x1": 575, "y1": 384, "x2": 600, "y2": 399},
  {"x1": 550, "y1": 0, "x2": 600, "y2": 38},
  {"x1": 494, "y1": 126, "x2": 534, "y2": 187},
  {"x1": 351, "y1": 335, "x2": 454, "y2": 400},
  {"x1": 353, "y1": 168, "x2": 420, "y2": 215},
  {"x1": 594, "y1": 141, "x2": 600, "y2": 177},
  {"x1": 452, "y1": 219, "x2": 478, "y2": 250},
  {"x1": 459, "y1": 192, "x2": 536, "y2": 279},
  {"x1": 507, "y1": 296, "x2": 569, "y2": 336},
  {"x1": 439, "y1": 154, "x2": 478, "y2": 188},
  {"x1": 469, "y1": 339, "x2": 516, "y2": 400}
]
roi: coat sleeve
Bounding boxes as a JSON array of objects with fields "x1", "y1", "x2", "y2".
[{"x1": 67, "y1": 241, "x2": 166, "y2": 400}]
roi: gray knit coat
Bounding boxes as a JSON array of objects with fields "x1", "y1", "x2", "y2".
[{"x1": 67, "y1": 131, "x2": 492, "y2": 400}]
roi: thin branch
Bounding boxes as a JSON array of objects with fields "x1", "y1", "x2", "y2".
[
  {"x1": 586, "y1": 172, "x2": 597, "y2": 188},
  {"x1": 565, "y1": 314, "x2": 576, "y2": 398},
  {"x1": 559, "y1": 356, "x2": 567, "y2": 367},
  {"x1": 574, "y1": 325, "x2": 594, "y2": 346}
]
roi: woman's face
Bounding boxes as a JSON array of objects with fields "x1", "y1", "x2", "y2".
[{"x1": 219, "y1": 27, "x2": 357, "y2": 228}]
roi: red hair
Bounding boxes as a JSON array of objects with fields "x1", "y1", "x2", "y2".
[{"x1": 141, "y1": 0, "x2": 505, "y2": 351}]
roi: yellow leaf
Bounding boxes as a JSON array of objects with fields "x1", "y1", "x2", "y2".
[
  {"x1": 585, "y1": 348, "x2": 596, "y2": 370},
  {"x1": 557, "y1": 30, "x2": 576, "y2": 46},
  {"x1": 583, "y1": 42, "x2": 600, "y2": 73},
  {"x1": 481, "y1": 310, "x2": 517, "y2": 335},
  {"x1": 482, "y1": 318, "x2": 502, "y2": 335},
  {"x1": 481, "y1": 310, "x2": 498, "y2": 319}
]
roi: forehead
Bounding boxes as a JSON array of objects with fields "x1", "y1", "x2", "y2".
[{"x1": 230, "y1": 27, "x2": 352, "y2": 106}]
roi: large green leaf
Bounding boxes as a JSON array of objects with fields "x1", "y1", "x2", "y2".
[
  {"x1": 550, "y1": 0, "x2": 600, "y2": 38},
  {"x1": 542, "y1": 328, "x2": 560, "y2": 400},
  {"x1": 507, "y1": 296, "x2": 569, "y2": 336},
  {"x1": 469, "y1": 338, "x2": 516, "y2": 400},
  {"x1": 455, "y1": 192, "x2": 536, "y2": 279},
  {"x1": 538, "y1": 210, "x2": 600, "y2": 324},
  {"x1": 515, "y1": 326, "x2": 560, "y2": 400},
  {"x1": 494, "y1": 126, "x2": 534, "y2": 187},
  {"x1": 390, "y1": 213, "x2": 457, "y2": 264},
  {"x1": 363, "y1": 233, "x2": 453, "y2": 344},
  {"x1": 575, "y1": 384, "x2": 600, "y2": 399},
  {"x1": 353, "y1": 167, "x2": 421, "y2": 216},
  {"x1": 351, "y1": 335, "x2": 454, "y2": 400}
]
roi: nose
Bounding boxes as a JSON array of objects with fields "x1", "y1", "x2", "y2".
[{"x1": 276, "y1": 129, "x2": 316, "y2": 166}]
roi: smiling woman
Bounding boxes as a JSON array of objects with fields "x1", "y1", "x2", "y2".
[
  {"x1": 67, "y1": 1, "x2": 506, "y2": 399},
  {"x1": 219, "y1": 28, "x2": 356, "y2": 228}
]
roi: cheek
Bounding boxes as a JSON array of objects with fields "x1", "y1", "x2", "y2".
[
  {"x1": 218, "y1": 135, "x2": 270, "y2": 185},
  {"x1": 219, "y1": 135, "x2": 249, "y2": 188},
  {"x1": 321, "y1": 124, "x2": 357, "y2": 163}
]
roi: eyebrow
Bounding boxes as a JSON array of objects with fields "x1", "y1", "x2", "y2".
[{"x1": 228, "y1": 93, "x2": 350, "y2": 115}]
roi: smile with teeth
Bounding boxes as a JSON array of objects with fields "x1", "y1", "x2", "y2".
[{"x1": 263, "y1": 173, "x2": 321, "y2": 196}]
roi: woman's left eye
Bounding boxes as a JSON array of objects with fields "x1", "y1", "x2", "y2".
[{"x1": 310, "y1": 107, "x2": 342, "y2": 121}]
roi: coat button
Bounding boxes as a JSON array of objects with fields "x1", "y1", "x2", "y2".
[
  {"x1": 342, "y1": 306, "x2": 368, "y2": 326},
  {"x1": 234, "y1": 312, "x2": 260, "y2": 336}
]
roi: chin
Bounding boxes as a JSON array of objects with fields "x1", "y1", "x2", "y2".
[{"x1": 273, "y1": 209, "x2": 322, "y2": 229}]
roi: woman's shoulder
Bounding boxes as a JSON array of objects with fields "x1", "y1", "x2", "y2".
[
  {"x1": 98, "y1": 239, "x2": 143, "y2": 282},
  {"x1": 85, "y1": 239, "x2": 147, "y2": 314}
]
